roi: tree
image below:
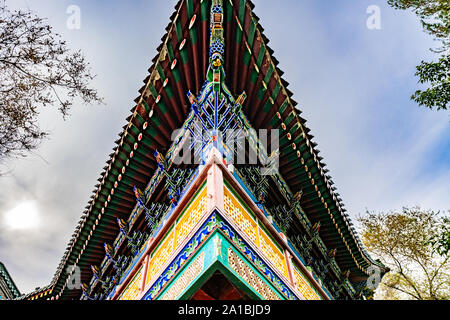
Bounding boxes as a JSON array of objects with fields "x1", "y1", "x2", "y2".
[
  {"x1": 0, "y1": 1, "x2": 102, "y2": 167},
  {"x1": 358, "y1": 207, "x2": 450, "y2": 300},
  {"x1": 430, "y1": 216, "x2": 450, "y2": 257},
  {"x1": 387, "y1": 0, "x2": 449, "y2": 110}
]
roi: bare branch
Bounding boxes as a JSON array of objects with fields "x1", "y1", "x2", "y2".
[{"x1": 0, "y1": 1, "x2": 103, "y2": 163}]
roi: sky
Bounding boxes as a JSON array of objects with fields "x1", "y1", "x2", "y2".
[{"x1": 0, "y1": 0, "x2": 448, "y2": 294}]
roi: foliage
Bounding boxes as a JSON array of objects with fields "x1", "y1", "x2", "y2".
[
  {"x1": 358, "y1": 207, "x2": 450, "y2": 300},
  {"x1": 429, "y1": 216, "x2": 450, "y2": 257},
  {"x1": 412, "y1": 54, "x2": 449, "y2": 111},
  {"x1": 0, "y1": 1, "x2": 102, "y2": 165},
  {"x1": 387, "y1": 0, "x2": 449, "y2": 50},
  {"x1": 387, "y1": 0, "x2": 449, "y2": 110}
]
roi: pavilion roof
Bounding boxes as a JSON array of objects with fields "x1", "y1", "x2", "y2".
[
  {"x1": 19, "y1": 0, "x2": 386, "y2": 300},
  {"x1": 0, "y1": 262, "x2": 21, "y2": 299}
]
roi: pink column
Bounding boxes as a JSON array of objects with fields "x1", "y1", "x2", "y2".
[
  {"x1": 284, "y1": 249, "x2": 297, "y2": 289},
  {"x1": 206, "y1": 163, "x2": 224, "y2": 213},
  {"x1": 140, "y1": 255, "x2": 150, "y2": 294}
]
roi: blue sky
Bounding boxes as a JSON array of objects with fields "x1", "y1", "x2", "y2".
[{"x1": 0, "y1": 0, "x2": 448, "y2": 294}]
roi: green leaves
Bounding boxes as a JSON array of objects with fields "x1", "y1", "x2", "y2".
[
  {"x1": 429, "y1": 216, "x2": 450, "y2": 257},
  {"x1": 412, "y1": 55, "x2": 450, "y2": 110},
  {"x1": 387, "y1": 0, "x2": 449, "y2": 111}
]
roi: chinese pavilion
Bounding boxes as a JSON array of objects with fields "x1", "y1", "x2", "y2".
[{"x1": 18, "y1": 0, "x2": 387, "y2": 301}]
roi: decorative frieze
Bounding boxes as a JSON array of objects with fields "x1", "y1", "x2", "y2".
[
  {"x1": 223, "y1": 185, "x2": 289, "y2": 279},
  {"x1": 160, "y1": 252, "x2": 204, "y2": 300},
  {"x1": 291, "y1": 263, "x2": 321, "y2": 300},
  {"x1": 228, "y1": 248, "x2": 280, "y2": 300},
  {"x1": 119, "y1": 267, "x2": 143, "y2": 300}
]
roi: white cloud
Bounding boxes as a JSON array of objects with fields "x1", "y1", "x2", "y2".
[{"x1": 3, "y1": 201, "x2": 41, "y2": 230}]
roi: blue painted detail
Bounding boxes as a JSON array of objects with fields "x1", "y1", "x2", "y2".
[
  {"x1": 216, "y1": 215, "x2": 298, "y2": 300},
  {"x1": 271, "y1": 220, "x2": 282, "y2": 234},
  {"x1": 143, "y1": 215, "x2": 217, "y2": 300},
  {"x1": 209, "y1": 40, "x2": 225, "y2": 57},
  {"x1": 139, "y1": 210, "x2": 299, "y2": 301},
  {"x1": 211, "y1": 5, "x2": 223, "y2": 14}
]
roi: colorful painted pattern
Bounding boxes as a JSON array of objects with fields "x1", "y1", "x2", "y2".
[
  {"x1": 216, "y1": 215, "x2": 297, "y2": 300},
  {"x1": 292, "y1": 263, "x2": 321, "y2": 300},
  {"x1": 174, "y1": 188, "x2": 207, "y2": 249},
  {"x1": 146, "y1": 228, "x2": 176, "y2": 287},
  {"x1": 115, "y1": 182, "x2": 324, "y2": 301},
  {"x1": 118, "y1": 267, "x2": 143, "y2": 300},
  {"x1": 140, "y1": 210, "x2": 301, "y2": 301},
  {"x1": 159, "y1": 252, "x2": 204, "y2": 300},
  {"x1": 144, "y1": 185, "x2": 207, "y2": 288},
  {"x1": 258, "y1": 228, "x2": 289, "y2": 279},
  {"x1": 228, "y1": 248, "x2": 280, "y2": 300},
  {"x1": 223, "y1": 186, "x2": 289, "y2": 279},
  {"x1": 143, "y1": 215, "x2": 217, "y2": 300},
  {"x1": 224, "y1": 187, "x2": 259, "y2": 245}
]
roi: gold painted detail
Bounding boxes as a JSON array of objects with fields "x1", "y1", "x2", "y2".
[
  {"x1": 228, "y1": 248, "x2": 280, "y2": 300},
  {"x1": 160, "y1": 252, "x2": 205, "y2": 300},
  {"x1": 224, "y1": 186, "x2": 288, "y2": 279},
  {"x1": 292, "y1": 264, "x2": 321, "y2": 300},
  {"x1": 119, "y1": 267, "x2": 143, "y2": 300},
  {"x1": 146, "y1": 228, "x2": 175, "y2": 286},
  {"x1": 174, "y1": 188, "x2": 207, "y2": 249},
  {"x1": 224, "y1": 187, "x2": 259, "y2": 245},
  {"x1": 145, "y1": 186, "x2": 207, "y2": 287},
  {"x1": 258, "y1": 229, "x2": 289, "y2": 279}
]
